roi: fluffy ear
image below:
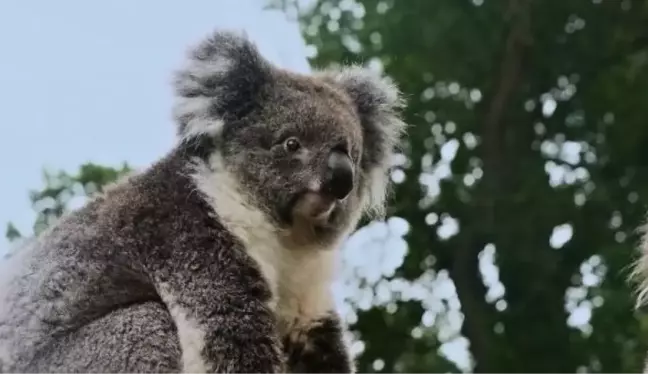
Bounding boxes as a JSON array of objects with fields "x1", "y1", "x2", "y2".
[
  {"x1": 173, "y1": 30, "x2": 272, "y2": 139},
  {"x1": 317, "y1": 66, "x2": 407, "y2": 216}
]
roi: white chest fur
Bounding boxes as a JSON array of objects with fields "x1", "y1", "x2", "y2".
[
  {"x1": 244, "y1": 236, "x2": 337, "y2": 334},
  {"x1": 192, "y1": 156, "x2": 338, "y2": 331}
]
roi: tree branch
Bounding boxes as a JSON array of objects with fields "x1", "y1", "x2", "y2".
[{"x1": 449, "y1": 0, "x2": 534, "y2": 371}]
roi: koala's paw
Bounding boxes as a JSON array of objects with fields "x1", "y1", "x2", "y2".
[{"x1": 211, "y1": 337, "x2": 285, "y2": 373}]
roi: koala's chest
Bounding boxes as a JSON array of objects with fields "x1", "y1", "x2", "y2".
[{"x1": 244, "y1": 241, "x2": 336, "y2": 334}]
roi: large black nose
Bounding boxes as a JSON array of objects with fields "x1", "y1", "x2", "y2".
[{"x1": 323, "y1": 150, "x2": 354, "y2": 200}]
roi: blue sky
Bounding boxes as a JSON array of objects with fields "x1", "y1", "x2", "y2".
[{"x1": 0, "y1": 0, "x2": 310, "y2": 254}]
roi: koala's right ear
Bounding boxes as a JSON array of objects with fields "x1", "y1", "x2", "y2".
[
  {"x1": 172, "y1": 30, "x2": 272, "y2": 139},
  {"x1": 316, "y1": 66, "x2": 407, "y2": 216}
]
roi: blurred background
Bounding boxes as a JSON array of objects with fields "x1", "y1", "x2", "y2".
[{"x1": 2, "y1": 0, "x2": 648, "y2": 372}]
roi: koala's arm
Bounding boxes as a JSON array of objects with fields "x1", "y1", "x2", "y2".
[
  {"x1": 284, "y1": 312, "x2": 354, "y2": 373},
  {"x1": 153, "y1": 240, "x2": 284, "y2": 373}
]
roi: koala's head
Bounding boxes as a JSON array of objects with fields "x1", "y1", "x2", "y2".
[{"x1": 174, "y1": 30, "x2": 406, "y2": 246}]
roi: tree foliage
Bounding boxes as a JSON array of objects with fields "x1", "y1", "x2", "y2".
[
  {"x1": 272, "y1": 0, "x2": 648, "y2": 372},
  {"x1": 5, "y1": 163, "x2": 131, "y2": 244}
]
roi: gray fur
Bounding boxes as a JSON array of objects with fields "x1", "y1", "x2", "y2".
[
  {"x1": 0, "y1": 29, "x2": 406, "y2": 373},
  {"x1": 630, "y1": 221, "x2": 648, "y2": 373}
]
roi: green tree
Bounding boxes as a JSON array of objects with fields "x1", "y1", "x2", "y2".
[
  {"x1": 5, "y1": 163, "x2": 131, "y2": 245},
  {"x1": 268, "y1": 0, "x2": 648, "y2": 372}
]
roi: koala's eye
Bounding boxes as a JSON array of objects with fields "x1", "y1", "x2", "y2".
[{"x1": 283, "y1": 137, "x2": 301, "y2": 153}]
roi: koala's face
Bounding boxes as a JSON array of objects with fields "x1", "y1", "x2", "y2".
[
  {"x1": 221, "y1": 72, "x2": 365, "y2": 240},
  {"x1": 173, "y1": 31, "x2": 406, "y2": 245}
]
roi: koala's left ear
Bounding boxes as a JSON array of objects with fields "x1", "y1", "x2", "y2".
[
  {"x1": 173, "y1": 30, "x2": 272, "y2": 139},
  {"x1": 317, "y1": 66, "x2": 407, "y2": 215}
]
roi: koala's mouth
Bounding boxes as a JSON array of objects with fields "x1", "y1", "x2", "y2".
[{"x1": 289, "y1": 191, "x2": 339, "y2": 227}]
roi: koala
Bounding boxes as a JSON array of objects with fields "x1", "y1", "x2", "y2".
[
  {"x1": 0, "y1": 30, "x2": 406, "y2": 373},
  {"x1": 631, "y1": 223, "x2": 648, "y2": 373}
]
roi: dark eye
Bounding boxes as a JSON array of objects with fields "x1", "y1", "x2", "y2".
[{"x1": 283, "y1": 137, "x2": 301, "y2": 153}]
